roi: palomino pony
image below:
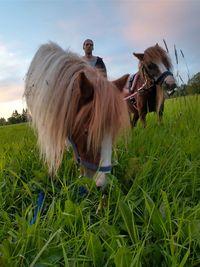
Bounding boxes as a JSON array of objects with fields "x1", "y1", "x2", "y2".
[
  {"x1": 24, "y1": 42, "x2": 130, "y2": 190},
  {"x1": 125, "y1": 44, "x2": 177, "y2": 127}
]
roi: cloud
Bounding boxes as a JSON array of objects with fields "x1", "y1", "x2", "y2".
[
  {"x1": 0, "y1": 42, "x2": 28, "y2": 103},
  {"x1": 113, "y1": 0, "x2": 200, "y2": 82},
  {"x1": 119, "y1": 1, "x2": 191, "y2": 47},
  {"x1": 0, "y1": 80, "x2": 24, "y2": 102}
]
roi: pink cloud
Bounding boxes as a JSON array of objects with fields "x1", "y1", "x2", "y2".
[
  {"x1": 113, "y1": 0, "x2": 200, "y2": 82},
  {"x1": 0, "y1": 41, "x2": 28, "y2": 103},
  {"x1": 119, "y1": 1, "x2": 194, "y2": 49},
  {"x1": 0, "y1": 81, "x2": 24, "y2": 102}
]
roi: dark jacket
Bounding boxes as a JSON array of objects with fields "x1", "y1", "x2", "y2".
[{"x1": 95, "y1": 57, "x2": 107, "y2": 78}]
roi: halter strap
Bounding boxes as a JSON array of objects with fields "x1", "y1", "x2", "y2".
[
  {"x1": 124, "y1": 68, "x2": 174, "y2": 103},
  {"x1": 68, "y1": 137, "x2": 112, "y2": 173},
  {"x1": 142, "y1": 64, "x2": 174, "y2": 86},
  {"x1": 155, "y1": 71, "x2": 174, "y2": 85}
]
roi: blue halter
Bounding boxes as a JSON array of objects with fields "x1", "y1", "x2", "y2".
[
  {"x1": 68, "y1": 137, "x2": 112, "y2": 173},
  {"x1": 142, "y1": 64, "x2": 174, "y2": 87},
  {"x1": 30, "y1": 191, "x2": 44, "y2": 225},
  {"x1": 155, "y1": 71, "x2": 174, "y2": 85}
]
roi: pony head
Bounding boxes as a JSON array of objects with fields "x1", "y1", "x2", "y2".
[
  {"x1": 133, "y1": 44, "x2": 177, "y2": 92},
  {"x1": 24, "y1": 42, "x2": 130, "y2": 188}
]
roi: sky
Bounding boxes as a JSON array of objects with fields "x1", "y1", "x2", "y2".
[{"x1": 0, "y1": 0, "x2": 199, "y2": 119}]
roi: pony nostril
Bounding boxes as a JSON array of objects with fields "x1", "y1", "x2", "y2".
[
  {"x1": 164, "y1": 75, "x2": 176, "y2": 86},
  {"x1": 162, "y1": 82, "x2": 177, "y2": 96},
  {"x1": 171, "y1": 83, "x2": 177, "y2": 90},
  {"x1": 167, "y1": 83, "x2": 177, "y2": 96},
  {"x1": 163, "y1": 80, "x2": 177, "y2": 90}
]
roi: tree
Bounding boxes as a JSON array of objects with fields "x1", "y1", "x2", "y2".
[
  {"x1": 0, "y1": 118, "x2": 6, "y2": 126},
  {"x1": 21, "y1": 108, "x2": 28, "y2": 122},
  {"x1": 3, "y1": 109, "x2": 29, "y2": 125},
  {"x1": 186, "y1": 72, "x2": 200, "y2": 95},
  {"x1": 7, "y1": 110, "x2": 21, "y2": 124}
]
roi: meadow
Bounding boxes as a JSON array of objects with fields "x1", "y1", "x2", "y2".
[{"x1": 0, "y1": 95, "x2": 200, "y2": 267}]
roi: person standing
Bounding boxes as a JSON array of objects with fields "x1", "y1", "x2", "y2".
[{"x1": 82, "y1": 39, "x2": 107, "y2": 78}]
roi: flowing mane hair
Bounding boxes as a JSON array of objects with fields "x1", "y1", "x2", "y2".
[
  {"x1": 24, "y1": 42, "x2": 129, "y2": 174},
  {"x1": 144, "y1": 45, "x2": 172, "y2": 70}
]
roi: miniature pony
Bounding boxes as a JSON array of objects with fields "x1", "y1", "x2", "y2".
[
  {"x1": 24, "y1": 42, "x2": 130, "y2": 189},
  {"x1": 125, "y1": 44, "x2": 176, "y2": 127}
]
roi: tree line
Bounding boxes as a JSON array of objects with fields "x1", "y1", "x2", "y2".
[
  {"x1": 174, "y1": 72, "x2": 200, "y2": 96},
  {"x1": 0, "y1": 109, "x2": 29, "y2": 126}
]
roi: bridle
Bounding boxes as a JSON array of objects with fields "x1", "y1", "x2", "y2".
[
  {"x1": 68, "y1": 137, "x2": 112, "y2": 173},
  {"x1": 155, "y1": 70, "x2": 174, "y2": 85},
  {"x1": 142, "y1": 64, "x2": 174, "y2": 86},
  {"x1": 124, "y1": 64, "x2": 174, "y2": 101}
]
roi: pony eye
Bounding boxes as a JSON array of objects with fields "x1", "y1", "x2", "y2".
[{"x1": 147, "y1": 63, "x2": 157, "y2": 70}]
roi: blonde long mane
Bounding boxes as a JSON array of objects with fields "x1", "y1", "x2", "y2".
[{"x1": 24, "y1": 42, "x2": 129, "y2": 174}]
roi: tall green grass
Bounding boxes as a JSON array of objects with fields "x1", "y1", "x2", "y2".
[{"x1": 0, "y1": 95, "x2": 200, "y2": 266}]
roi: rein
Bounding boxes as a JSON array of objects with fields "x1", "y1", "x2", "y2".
[
  {"x1": 68, "y1": 137, "x2": 112, "y2": 173},
  {"x1": 124, "y1": 68, "x2": 149, "y2": 101},
  {"x1": 124, "y1": 80, "x2": 147, "y2": 100}
]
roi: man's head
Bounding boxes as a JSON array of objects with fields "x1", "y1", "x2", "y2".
[{"x1": 83, "y1": 39, "x2": 94, "y2": 55}]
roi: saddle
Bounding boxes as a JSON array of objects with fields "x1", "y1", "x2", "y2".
[{"x1": 127, "y1": 72, "x2": 140, "y2": 108}]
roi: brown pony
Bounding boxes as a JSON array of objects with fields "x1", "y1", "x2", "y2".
[
  {"x1": 24, "y1": 42, "x2": 130, "y2": 189},
  {"x1": 125, "y1": 44, "x2": 177, "y2": 127}
]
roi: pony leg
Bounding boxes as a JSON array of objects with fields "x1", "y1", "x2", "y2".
[
  {"x1": 156, "y1": 86, "x2": 165, "y2": 125},
  {"x1": 139, "y1": 112, "x2": 147, "y2": 127},
  {"x1": 129, "y1": 113, "x2": 133, "y2": 127},
  {"x1": 132, "y1": 112, "x2": 139, "y2": 127},
  {"x1": 157, "y1": 104, "x2": 164, "y2": 125}
]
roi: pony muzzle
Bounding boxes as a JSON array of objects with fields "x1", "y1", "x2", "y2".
[
  {"x1": 163, "y1": 75, "x2": 177, "y2": 90},
  {"x1": 83, "y1": 167, "x2": 110, "y2": 188},
  {"x1": 95, "y1": 171, "x2": 108, "y2": 188}
]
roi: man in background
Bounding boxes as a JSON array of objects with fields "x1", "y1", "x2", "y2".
[{"x1": 82, "y1": 39, "x2": 107, "y2": 78}]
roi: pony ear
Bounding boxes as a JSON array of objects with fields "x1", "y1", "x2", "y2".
[
  {"x1": 78, "y1": 72, "x2": 94, "y2": 101},
  {"x1": 133, "y1": 53, "x2": 144, "y2": 61},
  {"x1": 155, "y1": 43, "x2": 159, "y2": 48},
  {"x1": 113, "y1": 74, "x2": 129, "y2": 92}
]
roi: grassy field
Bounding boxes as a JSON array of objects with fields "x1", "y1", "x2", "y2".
[{"x1": 0, "y1": 95, "x2": 200, "y2": 267}]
